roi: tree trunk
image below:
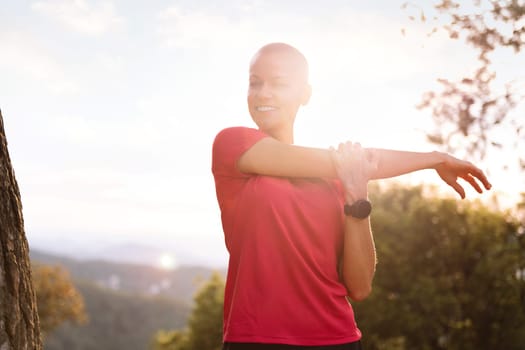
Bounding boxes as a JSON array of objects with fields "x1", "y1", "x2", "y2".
[{"x1": 0, "y1": 109, "x2": 42, "y2": 349}]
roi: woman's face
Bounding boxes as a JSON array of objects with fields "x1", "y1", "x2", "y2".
[{"x1": 247, "y1": 50, "x2": 310, "y2": 140}]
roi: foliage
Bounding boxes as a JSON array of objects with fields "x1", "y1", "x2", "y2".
[
  {"x1": 355, "y1": 183, "x2": 525, "y2": 350},
  {"x1": 29, "y1": 186, "x2": 525, "y2": 349},
  {"x1": 152, "y1": 272, "x2": 224, "y2": 350},
  {"x1": 43, "y1": 278, "x2": 190, "y2": 350},
  {"x1": 149, "y1": 184, "x2": 525, "y2": 350},
  {"x1": 403, "y1": 0, "x2": 525, "y2": 169},
  {"x1": 32, "y1": 264, "x2": 87, "y2": 336}
]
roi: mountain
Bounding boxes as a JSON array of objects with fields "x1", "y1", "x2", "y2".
[
  {"x1": 43, "y1": 279, "x2": 191, "y2": 350},
  {"x1": 27, "y1": 232, "x2": 228, "y2": 268},
  {"x1": 29, "y1": 250, "x2": 226, "y2": 350},
  {"x1": 30, "y1": 249, "x2": 225, "y2": 304}
]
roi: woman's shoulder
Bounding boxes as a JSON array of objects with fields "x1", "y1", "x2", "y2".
[
  {"x1": 214, "y1": 126, "x2": 259, "y2": 139},
  {"x1": 212, "y1": 126, "x2": 268, "y2": 177},
  {"x1": 213, "y1": 126, "x2": 267, "y2": 147}
]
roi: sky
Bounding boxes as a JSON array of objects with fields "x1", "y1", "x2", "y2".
[{"x1": 1, "y1": 0, "x2": 523, "y2": 268}]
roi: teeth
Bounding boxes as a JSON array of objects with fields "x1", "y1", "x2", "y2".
[{"x1": 257, "y1": 106, "x2": 276, "y2": 112}]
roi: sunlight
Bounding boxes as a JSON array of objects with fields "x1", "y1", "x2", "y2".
[{"x1": 158, "y1": 253, "x2": 178, "y2": 270}]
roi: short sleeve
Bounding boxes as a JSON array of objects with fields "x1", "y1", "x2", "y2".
[{"x1": 212, "y1": 127, "x2": 268, "y2": 178}]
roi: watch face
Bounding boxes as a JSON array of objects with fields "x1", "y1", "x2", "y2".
[
  {"x1": 354, "y1": 200, "x2": 372, "y2": 218},
  {"x1": 344, "y1": 199, "x2": 372, "y2": 219}
]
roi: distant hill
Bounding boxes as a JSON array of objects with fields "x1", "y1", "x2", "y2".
[
  {"x1": 27, "y1": 233, "x2": 228, "y2": 267},
  {"x1": 44, "y1": 279, "x2": 191, "y2": 350},
  {"x1": 30, "y1": 249, "x2": 226, "y2": 350},
  {"x1": 30, "y1": 249, "x2": 225, "y2": 304}
]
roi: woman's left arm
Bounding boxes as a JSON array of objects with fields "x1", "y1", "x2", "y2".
[
  {"x1": 332, "y1": 142, "x2": 378, "y2": 301},
  {"x1": 368, "y1": 149, "x2": 492, "y2": 199}
]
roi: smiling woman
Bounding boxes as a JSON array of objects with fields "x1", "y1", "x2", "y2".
[
  {"x1": 212, "y1": 42, "x2": 491, "y2": 350},
  {"x1": 247, "y1": 43, "x2": 311, "y2": 145}
]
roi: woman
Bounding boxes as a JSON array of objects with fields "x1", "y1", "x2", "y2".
[{"x1": 212, "y1": 43, "x2": 491, "y2": 350}]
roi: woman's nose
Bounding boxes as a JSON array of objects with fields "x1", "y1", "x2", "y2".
[{"x1": 257, "y1": 83, "x2": 273, "y2": 99}]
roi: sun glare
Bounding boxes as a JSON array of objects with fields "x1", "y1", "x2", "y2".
[{"x1": 158, "y1": 253, "x2": 177, "y2": 270}]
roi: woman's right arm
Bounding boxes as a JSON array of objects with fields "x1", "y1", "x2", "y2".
[
  {"x1": 238, "y1": 137, "x2": 491, "y2": 198},
  {"x1": 238, "y1": 137, "x2": 337, "y2": 178}
]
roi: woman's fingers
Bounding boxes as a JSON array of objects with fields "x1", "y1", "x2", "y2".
[
  {"x1": 445, "y1": 180, "x2": 465, "y2": 199},
  {"x1": 462, "y1": 173, "x2": 483, "y2": 193},
  {"x1": 450, "y1": 180, "x2": 466, "y2": 199},
  {"x1": 366, "y1": 149, "x2": 379, "y2": 174},
  {"x1": 443, "y1": 158, "x2": 492, "y2": 197},
  {"x1": 333, "y1": 141, "x2": 379, "y2": 178},
  {"x1": 470, "y1": 166, "x2": 492, "y2": 190}
]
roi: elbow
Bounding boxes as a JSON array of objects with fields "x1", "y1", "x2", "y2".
[{"x1": 346, "y1": 284, "x2": 372, "y2": 302}]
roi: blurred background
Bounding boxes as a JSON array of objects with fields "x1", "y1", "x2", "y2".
[{"x1": 1, "y1": 0, "x2": 524, "y2": 349}]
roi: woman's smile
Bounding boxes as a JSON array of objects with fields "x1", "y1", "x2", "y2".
[{"x1": 256, "y1": 106, "x2": 278, "y2": 112}]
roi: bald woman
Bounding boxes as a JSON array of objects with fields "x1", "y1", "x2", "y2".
[{"x1": 212, "y1": 43, "x2": 491, "y2": 350}]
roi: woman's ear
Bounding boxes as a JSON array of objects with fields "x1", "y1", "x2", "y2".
[{"x1": 301, "y1": 84, "x2": 312, "y2": 106}]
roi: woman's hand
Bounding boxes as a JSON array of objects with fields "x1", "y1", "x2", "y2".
[
  {"x1": 331, "y1": 142, "x2": 379, "y2": 202},
  {"x1": 434, "y1": 152, "x2": 492, "y2": 199}
]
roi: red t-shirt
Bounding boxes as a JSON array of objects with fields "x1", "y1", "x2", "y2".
[{"x1": 212, "y1": 126, "x2": 361, "y2": 346}]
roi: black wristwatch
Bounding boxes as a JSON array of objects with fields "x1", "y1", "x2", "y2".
[{"x1": 344, "y1": 199, "x2": 372, "y2": 219}]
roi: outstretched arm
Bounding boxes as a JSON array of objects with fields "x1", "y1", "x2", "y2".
[
  {"x1": 238, "y1": 136, "x2": 491, "y2": 198},
  {"x1": 369, "y1": 148, "x2": 492, "y2": 199},
  {"x1": 238, "y1": 136, "x2": 337, "y2": 178}
]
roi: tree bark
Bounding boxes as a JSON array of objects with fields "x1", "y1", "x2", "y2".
[{"x1": 0, "y1": 109, "x2": 42, "y2": 349}]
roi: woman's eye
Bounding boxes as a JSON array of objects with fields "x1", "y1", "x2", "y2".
[{"x1": 249, "y1": 81, "x2": 261, "y2": 88}]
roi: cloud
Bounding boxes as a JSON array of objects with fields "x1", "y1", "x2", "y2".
[
  {"x1": 46, "y1": 114, "x2": 171, "y2": 153},
  {"x1": 93, "y1": 52, "x2": 125, "y2": 74},
  {"x1": 156, "y1": 6, "x2": 256, "y2": 49},
  {"x1": 0, "y1": 30, "x2": 78, "y2": 94},
  {"x1": 31, "y1": 0, "x2": 125, "y2": 35},
  {"x1": 155, "y1": 5, "x2": 472, "y2": 83}
]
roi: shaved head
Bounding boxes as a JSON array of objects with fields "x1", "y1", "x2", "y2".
[
  {"x1": 247, "y1": 42, "x2": 312, "y2": 143},
  {"x1": 250, "y1": 42, "x2": 309, "y2": 83}
]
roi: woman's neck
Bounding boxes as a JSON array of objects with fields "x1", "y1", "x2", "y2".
[{"x1": 265, "y1": 126, "x2": 294, "y2": 144}]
